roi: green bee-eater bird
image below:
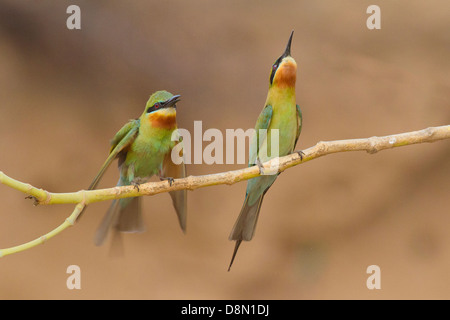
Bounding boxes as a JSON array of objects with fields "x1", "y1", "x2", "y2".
[
  {"x1": 82, "y1": 90, "x2": 187, "y2": 246},
  {"x1": 228, "y1": 31, "x2": 302, "y2": 270}
]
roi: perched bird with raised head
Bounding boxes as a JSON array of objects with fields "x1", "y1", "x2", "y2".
[
  {"x1": 228, "y1": 31, "x2": 302, "y2": 270},
  {"x1": 82, "y1": 90, "x2": 187, "y2": 246}
]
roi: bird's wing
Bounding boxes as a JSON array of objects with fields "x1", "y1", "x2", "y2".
[
  {"x1": 294, "y1": 104, "x2": 303, "y2": 148},
  {"x1": 249, "y1": 104, "x2": 273, "y2": 166},
  {"x1": 88, "y1": 119, "x2": 140, "y2": 190},
  {"x1": 162, "y1": 144, "x2": 187, "y2": 232}
]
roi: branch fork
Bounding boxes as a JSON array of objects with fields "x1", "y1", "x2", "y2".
[{"x1": 0, "y1": 125, "x2": 448, "y2": 257}]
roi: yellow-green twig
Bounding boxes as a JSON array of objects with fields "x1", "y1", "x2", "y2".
[
  {"x1": 0, "y1": 124, "x2": 449, "y2": 257},
  {"x1": 0, "y1": 201, "x2": 85, "y2": 258}
]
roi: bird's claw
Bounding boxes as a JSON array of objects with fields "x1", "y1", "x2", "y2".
[
  {"x1": 297, "y1": 150, "x2": 305, "y2": 161},
  {"x1": 131, "y1": 181, "x2": 141, "y2": 192},
  {"x1": 160, "y1": 176, "x2": 174, "y2": 187},
  {"x1": 256, "y1": 157, "x2": 265, "y2": 175}
]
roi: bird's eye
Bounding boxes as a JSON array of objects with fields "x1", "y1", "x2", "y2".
[
  {"x1": 273, "y1": 64, "x2": 277, "y2": 70},
  {"x1": 147, "y1": 103, "x2": 160, "y2": 113}
]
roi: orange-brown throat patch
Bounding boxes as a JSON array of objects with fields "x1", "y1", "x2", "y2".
[
  {"x1": 274, "y1": 59, "x2": 297, "y2": 88},
  {"x1": 148, "y1": 110, "x2": 177, "y2": 129}
]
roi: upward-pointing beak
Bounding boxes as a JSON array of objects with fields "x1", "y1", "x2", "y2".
[{"x1": 283, "y1": 30, "x2": 294, "y2": 58}]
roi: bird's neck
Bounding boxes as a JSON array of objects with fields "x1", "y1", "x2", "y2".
[
  {"x1": 267, "y1": 84, "x2": 296, "y2": 106},
  {"x1": 146, "y1": 109, "x2": 177, "y2": 130}
]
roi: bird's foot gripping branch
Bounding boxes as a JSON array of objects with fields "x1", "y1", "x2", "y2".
[{"x1": 0, "y1": 124, "x2": 449, "y2": 258}]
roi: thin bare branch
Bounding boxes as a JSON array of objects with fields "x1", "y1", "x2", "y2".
[{"x1": 0, "y1": 124, "x2": 449, "y2": 257}]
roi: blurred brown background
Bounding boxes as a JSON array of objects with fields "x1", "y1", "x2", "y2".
[{"x1": 0, "y1": 0, "x2": 449, "y2": 299}]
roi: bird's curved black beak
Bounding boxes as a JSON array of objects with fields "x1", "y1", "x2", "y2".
[
  {"x1": 282, "y1": 30, "x2": 294, "y2": 58},
  {"x1": 163, "y1": 95, "x2": 181, "y2": 109}
]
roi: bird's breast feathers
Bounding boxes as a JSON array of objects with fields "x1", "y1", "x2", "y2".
[{"x1": 147, "y1": 108, "x2": 177, "y2": 129}]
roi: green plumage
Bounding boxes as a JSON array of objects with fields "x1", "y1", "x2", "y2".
[
  {"x1": 228, "y1": 31, "x2": 302, "y2": 270},
  {"x1": 83, "y1": 90, "x2": 187, "y2": 246}
]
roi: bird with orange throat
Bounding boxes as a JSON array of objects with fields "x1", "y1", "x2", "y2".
[
  {"x1": 82, "y1": 90, "x2": 187, "y2": 246},
  {"x1": 228, "y1": 31, "x2": 302, "y2": 270}
]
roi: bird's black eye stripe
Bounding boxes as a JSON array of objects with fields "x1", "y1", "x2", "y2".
[
  {"x1": 269, "y1": 57, "x2": 282, "y2": 85},
  {"x1": 147, "y1": 103, "x2": 160, "y2": 113}
]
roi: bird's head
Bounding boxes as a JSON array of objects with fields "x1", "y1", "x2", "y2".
[
  {"x1": 141, "y1": 90, "x2": 180, "y2": 129},
  {"x1": 269, "y1": 30, "x2": 297, "y2": 89}
]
